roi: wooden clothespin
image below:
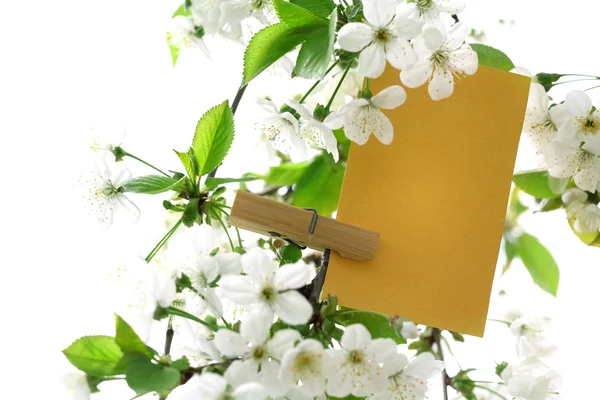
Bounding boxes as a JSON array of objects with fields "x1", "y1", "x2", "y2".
[{"x1": 229, "y1": 191, "x2": 379, "y2": 260}]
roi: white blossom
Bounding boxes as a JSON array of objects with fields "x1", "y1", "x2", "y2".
[
  {"x1": 168, "y1": 16, "x2": 210, "y2": 56},
  {"x1": 287, "y1": 100, "x2": 340, "y2": 162},
  {"x1": 171, "y1": 317, "x2": 222, "y2": 367},
  {"x1": 400, "y1": 23, "x2": 477, "y2": 101},
  {"x1": 89, "y1": 124, "x2": 124, "y2": 154},
  {"x1": 218, "y1": 248, "x2": 314, "y2": 324},
  {"x1": 168, "y1": 372, "x2": 267, "y2": 400},
  {"x1": 369, "y1": 352, "x2": 444, "y2": 400},
  {"x1": 255, "y1": 98, "x2": 308, "y2": 160},
  {"x1": 338, "y1": 0, "x2": 423, "y2": 78},
  {"x1": 553, "y1": 90, "x2": 600, "y2": 140},
  {"x1": 280, "y1": 339, "x2": 334, "y2": 397},
  {"x1": 215, "y1": 309, "x2": 301, "y2": 397},
  {"x1": 504, "y1": 368, "x2": 562, "y2": 400},
  {"x1": 562, "y1": 188, "x2": 600, "y2": 233},
  {"x1": 58, "y1": 372, "x2": 91, "y2": 400},
  {"x1": 512, "y1": 68, "x2": 559, "y2": 159},
  {"x1": 114, "y1": 257, "x2": 176, "y2": 342},
  {"x1": 410, "y1": 0, "x2": 465, "y2": 28},
  {"x1": 338, "y1": 85, "x2": 406, "y2": 145},
  {"x1": 544, "y1": 131, "x2": 600, "y2": 192},
  {"x1": 81, "y1": 155, "x2": 140, "y2": 225},
  {"x1": 510, "y1": 317, "x2": 557, "y2": 360},
  {"x1": 326, "y1": 324, "x2": 398, "y2": 397}
]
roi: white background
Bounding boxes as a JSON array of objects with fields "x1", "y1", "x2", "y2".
[{"x1": 1, "y1": 0, "x2": 599, "y2": 398}]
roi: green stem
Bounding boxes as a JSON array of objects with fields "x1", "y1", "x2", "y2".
[
  {"x1": 145, "y1": 219, "x2": 183, "y2": 262},
  {"x1": 165, "y1": 306, "x2": 219, "y2": 331},
  {"x1": 474, "y1": 384, "x2": 509, "y2": 400},
  {"x1": 366, "y1": 77, "x2": 371, "y2": 90},
  {"x1": 562, "y1": 73, "x2": 600, "y2": 79},
  {"x1": 585, "y1": 84, "x2": 600, "y2": 92},
  {"x1": 299, "y1": 59, "x2": 341, "y2": 104},
  {"x1": 551, "y1": 78, "x2": 599, "y2": 87},
  {"x1": 217, "y1": 215, "x2": 236, "y2": 251},
  {"x1": 212, "y1": 204, "x2": 244, "y2": 250},
  {"x1": 122, "y1": 149, "x2": 170, "y2": 177},
  {"x1": 325, "y1": 62, "x2": 353, "y2": 111},
  {"x1": 487, "y1": 318, "x2": 512, "y2": 326}
]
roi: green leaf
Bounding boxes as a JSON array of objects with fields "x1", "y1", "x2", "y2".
[
  {"x1": 123, "y1": 175, "x2": 185, "y2": 195},
  {"x1": 63, "y1": 336, "x2": 124, "y2": 377},
  {"x1": 205, "y1": 176, "x2": 259, "y2": 190},
  {"x1": 166, "y1": 33, "x2": 181, "y2": 67},
  {"x1": 291, "y1": 0, "x2": 335, "y2": 18},
  {"x1": 538, "y1": 197, "x2": 563, "y2": 212},
  {"x1": 517, "y1": 233, "x2": 560, "y2": 296},
  {"x1": 279, "y1": 243, "x2": 303, "y2": 265},
  {"x1": 503, "y1": 235, "x2": 518, "y2": 272},
  {"x1": 327, "y1": 310, "x2": 406, "y2": 344},
  {"x1": 262, "y1": 161, "x2": 312, "y2": 186},
  {"x1": 171, "y1": 358, "x2": 190, "y2": 371},
  {"x1": 535, "y1": 73, "x2": 563, "y2": 92},
  {"x1": 182, "y1": 198, "x2": 199, "y2": 227},
  {"x1": 172, "y1": 4, "x2": 190, "y2": 17},
  {"x1": 125, "y1": 357, "x2": 181, "y2": 396},
  {"x1": 293, "y1": 7, "x2": 337, "y2": 79},
  {"x1": 191, "y1": 101, "x2": 235, "y2": 176},
  {"x1": 243, "y1": 23, "x2": 306, "y2": 84},
  {"x1": 174, "y1": 150, "x2": 196, "y2": 180},
  {"x1": 292, "y1": 155, "x2": 345, "y2": 216},
  {"x1": 513, "y1": 170, "x2": 562, "y2": 199},
  {"x1": 115, "y1": 315, "x2": 155, "y2": 359},
  {"x1": 568, "y1": 216, "x2": 600, "y2": 246},
  {"x1": 470, "y1": 44, "x2": 515, "y2": 71},
  {"x1": 450, "y1": 331, "x2": 465, "y2": 342},
  {"x1": 274, "y1": 0, "x2": 328, "y2": 31}
]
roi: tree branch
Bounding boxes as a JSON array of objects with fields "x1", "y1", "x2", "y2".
[{"x1": 432, "y1": 328, "x2": 450, "y2": 400}]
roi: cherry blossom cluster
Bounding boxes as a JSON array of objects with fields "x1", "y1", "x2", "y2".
[{"x1": 518, "y1": 70, "x2": 600, "y2": 235}]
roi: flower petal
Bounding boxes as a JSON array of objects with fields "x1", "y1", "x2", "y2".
[
  {"x1": 240, "y1": 308, "x2": 272, "y2": 345},
  {"x1": 273, "y1": 290, "x2": 313, "y2": 325},
  {"x1": 218, "y1": 275, "x2": 259, "y2": 305},
  {"x1": 257, "y1": 98, "x2": 278, "y2": 114},
  {"x1": 371, "y1": 85, "x2": 407, "y2": 109},
  {"x1": 232, "y1": 383, "x2": 268, "y2": 400},
  {"x1": 400, "y1": 60, "x2": 433, "y2": 88},
  {"x1": 366, "y1": 338, "x2": 397, "y2": 362},
  {"x1": 115, "y1": 194, "x2": 141, "y2": 221},
  {"x1": 275, "y1": 261, "x2": 312, "y2": 291},
  {"x1": 363, "y1": 0, "x2": 396, "y2": 26},
  {"x1": 338, "y1": 23, "x2": 373, "y2": 52},
  {"x1": 449, "y1": 45, "x2": 478, "y2": 75},
  {"x1": 428, "y1": 67, "x2": 455, "y2": 101},
  {"x1": 267, "y1": 329, "x2": 302, "y2": 360},
  {"x1": 565, "y1": 90, "x2": 593, "y2": 117},
  {"x1": 341, "y1": 324, "x2": 372, "y2": 350},
  {"x1": 371, "y1": 109, "x2": 394, "y2": 145},
  {"x1": 405, "y1": 352, "x2": 445, "y2": 379},
  {"x1": 286, "y1": 99, "x2": 314, "y2": 121},
  {"x1": 385, "y1": 38, "x2": 417, "y2": 71},
  {"x1": 358, "y1": 42, "x2": 387, "y2": 79},
  {"x1": 422, "y1": 26, "x2": 445, "y2": 50},
  {"x1": 241, "y1": 248, "x2": 277, "y2": 284},
  {"x1": 214, "y1": 252, "x2": 242, "y2": 275},
  {"x1": 214, "y1": 329, "x2": 249, "y2": 358},
  {"x1": 446, "y1": 22, "x2": 468, "y2": 50}
]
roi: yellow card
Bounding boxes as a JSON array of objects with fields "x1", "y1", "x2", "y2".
[{"x1": 323, "y1": 66, "x2": 530, "y2": 337}]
